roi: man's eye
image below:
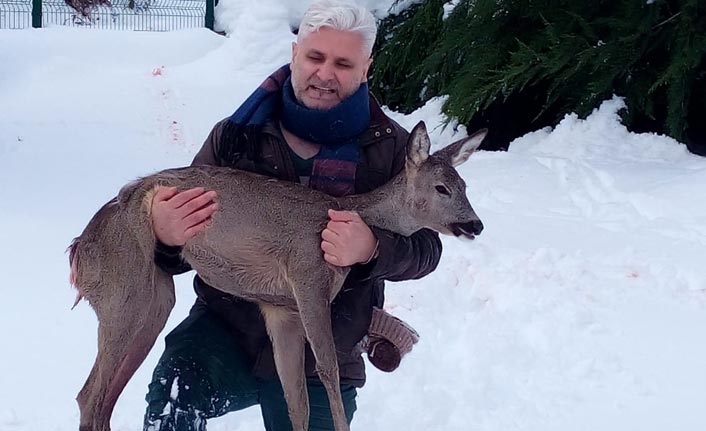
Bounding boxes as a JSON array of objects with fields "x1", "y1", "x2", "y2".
[
  {"x1": 435, "y1": 185, "x2": 451, "y2": 196},
  {"x1": 337, "y1": 63, "x2": 353, "y2": 69}
]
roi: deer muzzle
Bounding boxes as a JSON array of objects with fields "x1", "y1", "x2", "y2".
[{"x1": 450, "y1": 219, "x2": 484, "y2": 239}]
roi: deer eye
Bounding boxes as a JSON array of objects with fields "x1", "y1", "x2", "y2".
[{"x1": 435, "y1": 185, "x2": 451, "y2": 196}]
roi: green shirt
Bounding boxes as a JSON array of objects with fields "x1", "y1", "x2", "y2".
[{"x1": 287, "y1": 146, "x2": 315, "y2": 186}]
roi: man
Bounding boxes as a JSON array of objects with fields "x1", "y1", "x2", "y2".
[{"x1": 144, "y1": 1, "x2": 442, "y2": 430}]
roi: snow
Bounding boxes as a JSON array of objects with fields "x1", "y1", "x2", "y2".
[{"x1": 1, "y1": 1, "x2": 706, "y2": 430}]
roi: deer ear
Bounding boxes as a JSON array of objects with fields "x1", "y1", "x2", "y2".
[
  {"x1": 435, "y1": 128, "x2": 487, "y2": 167},
  {"x1": 407, "y1": 121, "x2": 431, "y2": 167}
]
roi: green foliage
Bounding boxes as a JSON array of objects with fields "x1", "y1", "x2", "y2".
[
  {"x1": 371, "y1": 0, "x2": 445, "y2": 111},
  {"x1": 370, "y1": 0, "x2": 706, "y2": 151}
]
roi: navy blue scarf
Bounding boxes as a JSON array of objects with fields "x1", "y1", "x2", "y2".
[{"x1": 226, "y1": 64, "x2": 370, "y2": 196}]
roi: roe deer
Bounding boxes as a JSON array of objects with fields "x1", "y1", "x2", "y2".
[{"x1": 69, "y1": 121, "x2": 487, "y2": 431}]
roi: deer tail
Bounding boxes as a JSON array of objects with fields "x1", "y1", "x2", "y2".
[
  {"x1": 67, "y1": 237, "x2": 83, "y2": 309},
  {"x1": 68, "y1": 173, "x2": 166, "y2": 312}
]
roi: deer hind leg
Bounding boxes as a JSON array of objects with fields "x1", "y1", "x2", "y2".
[
  {"x1": 77, "y1": 269, "x2": 175, "y2": 431},
  {"x1": 261, "y1": 304, "x2": 309, "y2": 431}
]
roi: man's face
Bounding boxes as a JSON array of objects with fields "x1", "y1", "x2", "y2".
[{"x1": 291, "y1": 26, "x2": 372, "y2": 110}]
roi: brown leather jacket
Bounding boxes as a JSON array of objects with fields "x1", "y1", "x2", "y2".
[{"x1": 155, "y1": 96, "x2": 442, "y2": 387}]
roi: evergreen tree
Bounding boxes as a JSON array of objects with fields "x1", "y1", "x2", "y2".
[{"x1": 370, "y1": 0, "x2": 706, "y2": 155}]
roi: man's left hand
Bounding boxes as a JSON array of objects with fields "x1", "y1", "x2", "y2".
[{"x1": 321, "y1": 209, "x2": 378, "y2": 267}]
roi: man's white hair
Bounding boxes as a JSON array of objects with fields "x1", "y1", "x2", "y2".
[{"x1": 297, "y1": 0, "x2": 378, "y2": 58}]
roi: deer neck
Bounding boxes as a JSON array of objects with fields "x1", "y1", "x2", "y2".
[{"x1": 338, "y1": 174, "x2": 418, "y2": 236}]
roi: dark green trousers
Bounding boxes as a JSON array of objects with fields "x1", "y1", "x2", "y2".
[{"x1": 143, "y1": 305, "x2": 357, "y2": 431}]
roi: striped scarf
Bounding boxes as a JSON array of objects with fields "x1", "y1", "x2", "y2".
[{"x1": 225, "y1": 64, "x2": 370, "y2": 196}]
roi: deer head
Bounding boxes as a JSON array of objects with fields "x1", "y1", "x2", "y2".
[{"x1": 404, "y1": 121, "x2": 486, "y2": 239}]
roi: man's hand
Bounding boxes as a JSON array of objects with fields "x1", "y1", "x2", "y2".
[
  {"x1": 151, "y1": 186, "x2": 218, "y2": 246},
  {"x1": 321, "y1": 209, "x2": 378, "y2": 267}
]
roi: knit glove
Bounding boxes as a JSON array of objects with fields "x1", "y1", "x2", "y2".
[{"x1": 364, "y1": 307, "x2": 420, "y2": 372}]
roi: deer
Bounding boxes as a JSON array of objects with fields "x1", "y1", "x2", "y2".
[{"x1": 68, "y1": 121, "x2": 487, "y2": 431}]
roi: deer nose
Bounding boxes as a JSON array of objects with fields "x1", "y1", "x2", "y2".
[
  {"x1": 450, "y1": 219, "x2": 484, "y2": 239},
  {"x1": 470, "y1": 219, "x2": 484, "y2": 235}
]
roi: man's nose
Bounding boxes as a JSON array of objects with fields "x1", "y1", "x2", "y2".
[{"x1": 316, "y1": 62, "x2": 335, "y2": 82}]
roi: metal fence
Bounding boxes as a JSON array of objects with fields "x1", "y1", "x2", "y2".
[
  {"x1": 0, "y1": 0, "x2": 215, "y2": 30},
  {"x1": 0, "y1": 0, "x2": 31, "y2": 28}
]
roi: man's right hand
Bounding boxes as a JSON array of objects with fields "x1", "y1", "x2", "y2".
[{"x1": 151, "y1": 186, "x2": 218, "y2": 246}]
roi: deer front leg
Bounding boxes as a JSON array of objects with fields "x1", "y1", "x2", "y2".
[
  {"x1": 261, "y1": 304, "x2": 309, "y2": 431},
  {"x1": 295, "y1": 294, "x2": 350, "y2": 431}
]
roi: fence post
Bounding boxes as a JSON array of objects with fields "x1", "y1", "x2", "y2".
[
  {"x1": 32, "y1": 0, "x2": 42, "y2": 28},
  {"x1": 205, "y1": 0, "x2": 215, "y2": 30}
]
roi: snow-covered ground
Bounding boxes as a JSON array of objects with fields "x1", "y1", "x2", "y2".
[{"x1": 1, "y1": 1, "x2": 705, "y2": 430}]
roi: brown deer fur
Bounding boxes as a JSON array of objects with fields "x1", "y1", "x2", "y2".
[{"x1": 69, "y1": 121, "x2": 486, "y2": 431}]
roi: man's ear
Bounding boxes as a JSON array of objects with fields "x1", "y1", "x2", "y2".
[
  {"x1": 407, "y1": 121, "x2": 431, "y2": 167},
  {"x1": 361, "y1": 57, "x2": 372, "y2": 82},
  {"x1": 291, "y1": 41, "x2": 298, "y2": 64}
]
